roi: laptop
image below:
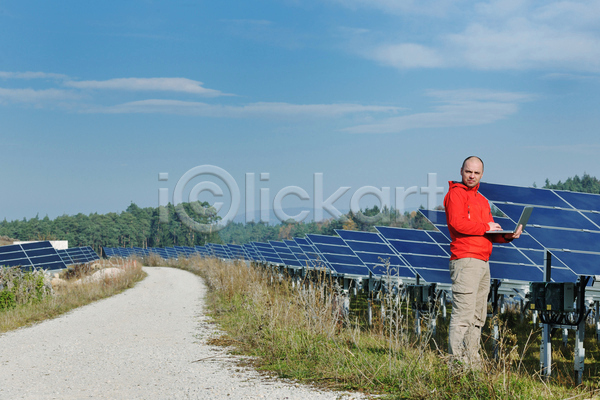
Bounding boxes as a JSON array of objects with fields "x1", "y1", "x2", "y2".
[{"x1": 486, "y1": 206, "x2": 533, "y2": 234}]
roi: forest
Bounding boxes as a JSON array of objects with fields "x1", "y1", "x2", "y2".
[{"x1": 0, "y1": 174, "x2": 597, "y2": 253}]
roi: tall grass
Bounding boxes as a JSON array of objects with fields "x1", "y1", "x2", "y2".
[
  {"x1": 0, "y1": 260, "x2": 146, "y2": 333},
  {"x1": 173, "y1": 256, "x2": 599, "y2": 399}
]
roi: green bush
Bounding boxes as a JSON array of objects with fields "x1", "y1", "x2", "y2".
[
  {"x1": 0, "y1": 289, "x2": 16, "y2": 310},
  {"x1": 0, "y1": 265, "x2": 52, "y2": 308}
]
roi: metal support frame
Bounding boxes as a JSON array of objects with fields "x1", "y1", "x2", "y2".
[
  {"x1": 596, "y1": 301, "x2": 600, "y2": 342},
  {"x1": 537, "y1": 250, "x2": 590, "y2": 384},
  {"x1": 490, "y1": 279, "x2": 501, "y2": 360},
  {"x1": 415, "y1": 274, "x2": 421, "y2": 335},
  {"x1": 540, "y1": 251, "x2": 552, "y2": 379},
  {"x1": 442, "y1": 291, "x2": 447, "y2": 320}
]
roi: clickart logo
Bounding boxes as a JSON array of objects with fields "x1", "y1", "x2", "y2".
[{"x1": 158, "y1": 165, "x2": 444, "y2": 233}]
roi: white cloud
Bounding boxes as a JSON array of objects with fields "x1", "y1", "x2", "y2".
[
  {"x1": 0, "y1": 71, "x2": 69, "y2": 80},
  {"x1": 447, "y1": 20, "x2": 600, "y2": 71},
  {"x1": 344, "y1": 0, "x2": 600, "y2": 73},
  {"x1": 342, "y1": 89, "x2": 532, "y2": 134},
  {"x1": 84, "y1": 99, "x2": 402, "y2": 117},
  {"x1": 371, "y1": 43, "x2": 444, "y2": 68},
  {"x1": 64, "y1": 78, "x2": 229, "y2": 97},
  {"x1": 0, "y1": 87, "x2": 81, "y2": 104}
]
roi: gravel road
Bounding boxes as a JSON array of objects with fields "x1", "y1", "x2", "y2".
[{"x1": 0, "y1": 267, "x2": 365, "y2": 400}]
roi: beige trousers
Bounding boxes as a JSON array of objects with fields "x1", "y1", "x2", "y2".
[{"x1": 448, "y1": 258, "x2": 490, "y2": 363}]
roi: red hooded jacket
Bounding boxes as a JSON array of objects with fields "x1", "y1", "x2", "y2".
[{"x1": 444, "y1": 181, "x2": 508, "y2": 261}]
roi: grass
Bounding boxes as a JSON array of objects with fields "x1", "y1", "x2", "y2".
[
  {"x1": 0, "y1": 259, "x2": 146, "y2": 333},
  {"x1": 169, "y1": 256, "x2": 600, "y2": 400}
]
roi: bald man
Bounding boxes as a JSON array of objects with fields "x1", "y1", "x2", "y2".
[{"x1": 444, "y1": 156, "x2": 522, "y2": 366}]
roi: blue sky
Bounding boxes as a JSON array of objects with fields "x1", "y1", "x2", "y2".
[{"x1": 1, "y1": 0, "x2": 600, "y2": 225}]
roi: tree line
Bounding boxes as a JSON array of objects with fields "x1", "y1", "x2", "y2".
[
  {"x1": 0, "y1": 203, "x2": 433, "y2": 253},
  {"x1": 542, "y1": 173, "x2": 600, "y2": 193},
  {"x1": 0, "y1": 202, "x2": 222, "y2": 254}
]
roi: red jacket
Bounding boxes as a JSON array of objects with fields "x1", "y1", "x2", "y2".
[{"x1": 444, "y1": 181, "x2": 507, "y2": 261}]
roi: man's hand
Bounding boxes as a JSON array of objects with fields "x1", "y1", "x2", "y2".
[
  {"x1": 488, "y1": 222, "x2": 502, "y2": 231},
  {"x1": 505, "y1": 224, "x2": 523, "y2": 240}
]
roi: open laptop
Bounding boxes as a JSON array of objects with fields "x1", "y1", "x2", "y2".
[{"x1": 486, "y1": 206, "x2": 533, "y2": 234}]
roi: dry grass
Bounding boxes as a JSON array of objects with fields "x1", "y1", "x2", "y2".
[{"x1": 0, "y1": 259, "x2": 146, "y2": 333}]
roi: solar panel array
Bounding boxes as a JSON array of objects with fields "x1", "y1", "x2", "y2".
[
  {"x1": 0, "y1": 241, "x2": 67, "y2": 270},
  {"x1": 104, "y1": 226, "x2": 458, "y2": 284},
  {"x1": 101, "y1": 183, "x2": 600, "y2": 292}
]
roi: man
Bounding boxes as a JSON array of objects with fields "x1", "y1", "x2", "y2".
[{"x1": 444, "y1": 156, "x2": 522, "y2": 365}]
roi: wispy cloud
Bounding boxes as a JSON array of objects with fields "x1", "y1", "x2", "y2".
[
  {"x1": 0, "y1": 71, "x2": 69, "y2": 80},
  {"x1": 0, "y1": 70, "x2": 402, "y2": 119},
  {"x1": 343, "y1": 89, "x2": 534, "y2": 134},
  {"x1": 0, "y1": 87, "x2": 81, "y2": 104},
  {"x1": 84, "y1": 99, "x2": 402, "y2": 117},
  {"x1": 64, "y1": 77, "x2": 230, "y2": 97},
  {"x1": 370, "y1": 43, "x2": 444, "y2": 68}
]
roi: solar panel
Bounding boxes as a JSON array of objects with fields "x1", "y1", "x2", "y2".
[
  {"x1": 0, "y1": 241, "x2": 67, "y2": 271},
  {"x1": 57, "y1": 249, "x2": 74, "y2": 265},
  {"x1": 477, "y1": 182, "x2": 600, "y2": 279},
  {"x1": 270, "y1": 241, "x2": 302, "y2": 267},
  {"x1": 150, "y1": 247, "x2": 169, "y2": 259},
  {"x1": 243, "y1": 243, "x2": 262, "y2": 262},
  {"x1": 478, "y1": 183, "x2": 570, "y2": 208},
  {"x1": 283, "y1": 239, "x2": 313, "y2": 268},
  {"x1": 227, "y1": 244, "x2": 248, "y2": 259},
  {"x1": 375, "y1": 226, "x2": 452, "y2": 285},
  {"x1": 306, "y1": 234, "x2": 371, "y2": 277},
  {"x1": 293, "y1": 237, "x2": 324, "y2": 269},
  {"x1": 335, "y1": 229, "x2": 414, "y2": 278},
  {"x1": 58, "y1": 246, "x2": 101, "y2": 266},
  {"x1": 252, "y1": 242, "x2": 284, "y2": 264}
]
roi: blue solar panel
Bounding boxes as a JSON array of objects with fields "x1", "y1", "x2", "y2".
[
  {"x1": 374, "y1": 227, "x2": 451, "y2": 284},
  {"x1": 252, "y1": 242, "x2": 284, "y2": 264},
  {"x1": 57, "y1": 249, "x2": 74, "y2": 265},
  {"x1": 522, "y1": 227, "x2": 600, "y2": 253},
  {"x1": 489, "y1": 262, "x2": 542, "y2": 282},
  {"x1": 499, "y1": 203, "x2": 599, "y2": 231},
  {"x1": 283, "y1": 239, "x2": 312, "y2": 268},
  {"x1": 227, "y1": 244, "x2": 248, "y2": 259},
  {"x1": 58, "y1": 246, "x2": 100, "y2": 265},
  {"x1": 0, "y1": 242, "x2": 67, "y2": 270},
  {"x1": 478, "y1": 182, "x2": 570, "y2": 208},
  {"x1": 242, "y1": 243, "x2": 261, "y2": 262},
  {"x1": 151, "y1": 248, "x2": 169, "y2": 259},
  {"x1": 306, "y1": 234, "x2": 369, "y2": 276},
  {"x1": 478, "y1": 182, "x2": 600, "y2": 279},
  {"x1": 375, "y1": 226, "x2": 436, "y2": 242},
  {"x1": 270, "y1": 241, "x2": 302, "y2": 267},
  {"x1": 555, "y1": 190, "x2": 600, "y2": 213},
  {"x1": 336, "y1": 230, "x2": 414, "y2": 278},
  {"x1": 387, "y1": 240, "x2": 448, "y2": 257},
  {"x1": 294, "y1": 237, "x2": 328, "y2": 269}
]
